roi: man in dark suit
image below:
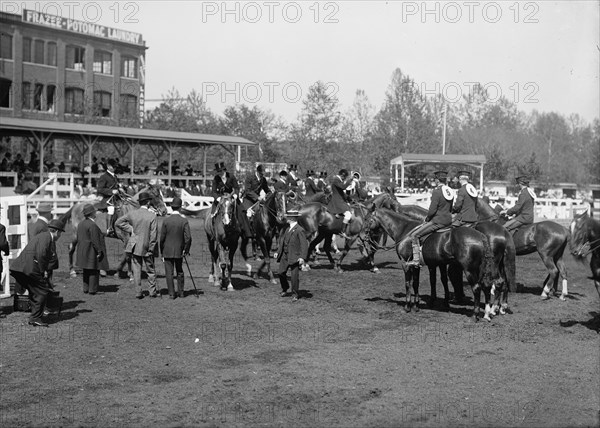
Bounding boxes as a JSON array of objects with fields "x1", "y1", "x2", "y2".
[
  {"x1": 10, "y1": 220, "x2": 64, "y2": 327},
  {"x1": 242, "y1": 164, "x2": 271, "y2": 237},
  {"x1": 327, "y1": 169, "x2": 355, "y2": 237},
  {"x1": 115, "y1": 192, "x2": 159, "y2": 299},
  {"x1": 0, "y1": 218, "x2": 9, "y2": 284},
  {"x1": 452, "y1": 170, "x2": 478, "y2": 227},
  {"x1": 29, "y1": 203, "x2": 53, "y2": 239},
  {"x1": 277, "y1": 210, "x2": 309, "y2": 301},
  {"x1": 286, "y1": 164, "x2": 300, "y2": 192},
  {"x1": 501, "y1": 175, "x2": 535, "y2": 233},
  {"x1": 211, "y1": 162, "x2": 239, "y2": 213},
  {"x1": 160, "y1": 197, "x2": 192, "y2": 299},
  {"x1": 97, "y1": 159, "x2": 122, "y2": 234},
  {"x1": 407, "y1": 171, "x2": 454, "y2": 267},
  {"x1": 76, "y1": 204, "x2": 107, "y2": 295},
  {"x1": 304, "y1": 170, "x2": 319, "y2": 199}
]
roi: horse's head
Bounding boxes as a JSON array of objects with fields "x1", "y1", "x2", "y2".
[
  {"x1": 139, "y1": 183, "x2": 168, "y2": 216},
  {"x1": 217, "y1": 194, "x2": 235, "y2": 227},
  {"x1": 271, "y1": 191, "x2": 287, "y2": 224},
  {"x1": 477, "y1": 197, "x2": 500, "y2": 222},
  {"x1": 570, "y1": 210, "x2": 591, "y2": 259}
]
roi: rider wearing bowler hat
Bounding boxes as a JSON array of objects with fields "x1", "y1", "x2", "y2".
[{"x1": 501, "y1": 175, "x2": 535, "y2": 233}]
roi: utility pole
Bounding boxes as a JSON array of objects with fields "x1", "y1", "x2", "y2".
[{"x1": 442, "y1": 103, "x2": 447, "y2": 155}]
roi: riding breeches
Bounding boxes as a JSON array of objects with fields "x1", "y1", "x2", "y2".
[
  {"x1": 504, "y1": 219, "x2": 527, "y2": 232},
  {"x1": 451, "y1": 219, "x2": 476, "y2": 228},
  {"x1": 411, "y1": 222, "x2": 447, "y2": 245}
]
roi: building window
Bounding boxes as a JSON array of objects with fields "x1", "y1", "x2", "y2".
[
  {"x1": 1, "y1": 33, "x2": 13, "y2": 59},
  {"x1": 93, "y1": 50, "x2": 112, "y2": 74},
  {"x1": 120, "y1": 94, "x2": 138, "y2": 119},
  {"x1": 33, "y1": 84, "x2": 43, "y2": 110},
  {"x1": 22, "y1": 82, "x2": 31, "y2": 109},
  {"x1": 66, "y1": 45, "x2": 85, "y2": 70},
  {"x1": 46, "y1": 42, "x2": 57, "y2": 66},
  {"x1": 65, "y1": 87, "x2": 84, "y2": 114},
  {"x1": 46, "y1": 85, "x2": 56, "y2": 112},
  {"x1": 0, "y1": 79, "x2": 12, "y2": 108},
  {"x1": 33, "y1": 40, "x2": 44, "y2": 64},
  {"x1": 94, "y1": 91, "x2": 111, "y2": 117},
  {"x1": 122, "y1": 57, "x2": 137, "y2": 78},
  {"x1": 22, "y1": 37, "x2": 31, "y2": 62}
]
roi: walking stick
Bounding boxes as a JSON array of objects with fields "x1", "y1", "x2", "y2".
[{"x1": 183, "y1": 255, "x2": 200, "y2": 298}]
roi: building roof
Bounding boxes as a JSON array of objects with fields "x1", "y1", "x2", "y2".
[
  {"x1": 390, "y1": 153, "x2": 486, "y2": 166},
  {"x1": 0, "y1": 117, "x2": 256, "y2": 148}
]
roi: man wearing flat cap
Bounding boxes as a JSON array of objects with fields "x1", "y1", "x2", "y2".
[
  {"x1": 160, "y1": 197, "x2": 192, "y2": 299},
  {"x1": 407, "y1": 171, "x2": 454, "y2": 267},
  {"x1": 76, "y1": 204, "x2": 107, "y2": 295},
  {"x1": 115, "y1": 191, "x2": 159, "y2": 298},
  {"x1": 452, "y1": 170, "x2": 478, "y2": 228},
  {"x1": 10, "y1": 220, "x2": 64, "y2": 327},
  {"x1": 501, "y1": 175, "x2": 535, "y2": 233}
]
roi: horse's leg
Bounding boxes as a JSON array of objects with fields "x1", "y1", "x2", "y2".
[
  {"x1": 322, "y1": 235, "x2": 336, "y2": 266},
  {"x1": 448, "y1": 263, "x2": 465, "y2": 304},
  {"x1": 254, "y1": 236, "x2": 268, "y2": 280},
  {"x1": 555, "y1": 254, "x2": 568, "y2": 300},
  {"x1": 540, "y1": 253, "x2": 559, "y2": 300},
  {"x1": 308, "y1": 233, "x2": 326, "y2": 265},
  {"x1": 466, "y1": 271, "x2": 481, "y2": 321},
  {"x1": 439, "y1": 264, "x2": 450, "y2": 309},
  {"x1": 427, "y1": 265, "x2": 437, "y2": 308},
  {"x1": 404, "y1": 269, "x2": 413, "y2": 313},
  {"x1": 482, "y1": 285, "x2": 493, "y2": 322},
  {"x1": 227, "y1": 249, "x2": 235, "y2": 291},
  {"x1": 207, "y1": 238, "x2": 219, "y2": 286},
  {"x1": 239, "y1": 237, "x2": 253, "y2": 277},
  {"x1": 334, "y1": 236, "x2": 356, "y2": 274},
  {"x1": 413, "y1": 267, "x2": 421, "y2": 312},
  {"x1": 68, "y1": 239, "x2": 77, "y2": 277},
  {"x1": 264, "y1": 235, "x2": 277, "y2": 284}
]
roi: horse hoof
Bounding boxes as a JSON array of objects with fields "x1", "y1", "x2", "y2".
[
  {"x1": 541, "y1": 293, "x2": 550, "y2": 300},
  {"x1": 270, "y1": 279, "x2": 278, "y2": 285},
  {"x1": 484, "y1": 314, "x2": 492, "y2": 322},
  {"x1": 404, "y1": 306, "x2": 411, "y2": 313},
  {"x1": 559, "y1": 294, "x2": 567, "y2": 301},
  {"x1": 414, "y1": 305, "x2": 420, "y2": 312},
  {"x1": 70, "y1": 270, "x2": 77, "y2": 278},
  {"x1": 220, "y1": 286, "x2": 227, "y2": 291},
  {"x1": 372, "y1": 267, "x2": 380, "y2": 274},
  {"x1": 227, "y1": 285, "x2": 234, "y2": 291},
  {"x1": 100, "y1": 270, "x2": 107, "y2": 277}
]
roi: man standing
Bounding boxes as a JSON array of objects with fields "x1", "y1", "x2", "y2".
[
  {"x1": 407, "y1": 171, "x2": 454, "y2": 267},
  {"x1": 277, "y1": 210, "x2": 309, "y2": 302},
  {"x1": 29, "y1": 203, "x2": 53, "y2": 238},
  {"x1": 327, "y1": 169, "x2": 355, "y2": 238},
  {"x1": 160, "y1": 197, "x2": 191, "y2": 299},
  {"x1": 501, "y1": 175, "x2": 535, "y2": 233},
  {"x1": 452, "y1": 170, "x2": 478, "y2": 227},
  {"x1": 115, "y1": 192, "x2": 159, "y2": 299},
  {"x1": 10, "y1": 220, "x2": 64, "y2": 327},
  {"x1": 76, "y1": 204, "x2": 107, "y2": 295}
]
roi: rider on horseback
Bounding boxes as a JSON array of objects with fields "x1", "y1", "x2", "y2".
[
  {"x1": 451, "y1": 170, "x2": 478, "y2": 228},
  {"x1": 304, "y1": 170, "x2": 319, "y2": 199},
  {"x1": 286, "y1": 164, "x2": 300, "y2": 193},
  {"x1": 500, "y1": 175, "x2": 535, "y2": 233},
  {"x1": 274, "y1": 170, "x2": 290, "y2": 193},
  {"x1": 327, "y1": 169, "x2": 356, "y2": 239},
  {"x1": 97, "y1": 159, "x2": 124, "y2": 235},
  {"x1": 407, "y1": 171, "x2": 454, "y2": 267},
  {"x1": 242, "y1": 164, "x2": 272, "y2": 237}
]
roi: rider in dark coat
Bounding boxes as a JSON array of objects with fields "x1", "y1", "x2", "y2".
[
  {"x1": 327, "y1": 169, "x2": 355, "y2": 237},
  {"x1": 452, "y1": 170, "x2": 478, "y2": 227},
  {"x1": 210, "y1": 162, "x2": 251, "y2": 238},
  {"x1": 304, "y1": 170, "x2": 319, "y2": 199},
  {"x1": 243, "y1": 164, "x2": 271, "y2": 235},
  {"x1": 273, "y1": 170, "x2": 290, "y2": 193},
  {"x1": 286, "y1": 164, "x2": 300, "y2": 193},
  {"x1": 407, "y1": 171, "x2": 454, "y2": 267},
  {"x1": 501, "y1": 175, "x2": 535, "y2": 233}
]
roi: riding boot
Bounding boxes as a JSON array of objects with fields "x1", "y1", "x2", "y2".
[
  {"x1": 340, "y1": 223, "x2": 350, "y2": 240},
  {"x1": 407, "y1": 239, "x2": 421, "y2": 267}
]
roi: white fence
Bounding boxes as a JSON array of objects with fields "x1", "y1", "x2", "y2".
[{"x1": 1, "y1": 195, "x2": 27, "y2": 299}]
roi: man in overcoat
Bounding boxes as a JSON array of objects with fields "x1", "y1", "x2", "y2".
[
  {"x1": 76, "y1": 204, "x2": 107, "y2": 295},
  {"x1": 277, "y1": 210, "x2": 309, "y2": 301},
  {"x1": 160, "y1": 197, "x2": 192, "y2": 299}
]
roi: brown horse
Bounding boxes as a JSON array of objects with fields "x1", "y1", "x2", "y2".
[
  {"x1": 239, "y1": 191, "x2": 287, "y2": 283},
  {"x1": 204, "y1": 194, "x2": 240, "y2": 290},
  {"x1": 65, "y1": 184, "x2": 168, "y2": 277},
  {"x1": 297, "y1": 193, "x2": 399, "y2": 273},
  {"x1": 362, "y1": 208, "x2": 502, "y2": 321},
  {"x1": 570, "y1": 208, "x2": 600, "y2": 300},
  {"x1": 476, "y1": 198, "x2": 569, "y2": 299}
]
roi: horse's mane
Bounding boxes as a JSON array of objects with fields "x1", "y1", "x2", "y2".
[
  {"x1": 477, "y1": 197, "x2": 500, "y2": 220},
  {"x1": 376, "y1": 207, "x2": 419, "y2": 224}
]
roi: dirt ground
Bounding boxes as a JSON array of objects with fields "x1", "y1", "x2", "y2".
[{"x1": 1, "y1": 215, "x2": 599, "y2": 428}]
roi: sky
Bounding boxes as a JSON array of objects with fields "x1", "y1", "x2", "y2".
[{"x1": 7, "y1": 1, "x2": 599, "y2": 124}]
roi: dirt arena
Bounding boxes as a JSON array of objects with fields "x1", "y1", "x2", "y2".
[{"x1": 1, "y1": 215, "x2": 599, "y2": 428}]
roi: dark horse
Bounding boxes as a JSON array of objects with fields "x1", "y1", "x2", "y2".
[
  {"x1": 297, "y1": 193, "x2": 399, "y2": 273},
  {"x1": 204, "y1": 194, "x2": 240, "y2": 290},
  {"x1": 239, "y1": 191, "x2": 287, "y2": 283},
  {"x1": 65, "y1": 184, "x2": 168, "y2": 277},
  {"x1": 362, "y1": 208, "x2": 502, "y2": 321},
  {"x1": 570, "y1": 208, "x2": 600, "y2": 300},
  {"x1": 476, "y1": 198, "x2": 569, "y2": 299},
  {"x1": 392, "y1": 203, "x2": 516, "y2": 313}
]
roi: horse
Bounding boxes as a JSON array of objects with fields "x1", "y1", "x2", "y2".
[
  {"x1": 298, "y1": 193, "x2": 399, "y2": 273},
  {"x1": 65, "y1": 184, "x2": 168, "y2": 277},
  {"x1": 362, "y1": 208, "x2": 502, "y2": 321},
  {"x1": 476, "y1": 197, "x2": 569, "y2": 299},
  {"x1": 204, "y1": 193, "x2": 241, "y2": 290},
  {"x1": 392, "y1": 203, "x2": 515, "y2": 313},
  {"x1": 570, "y1": 208, "x2": 600, "y2": 300},
  {"x1": 239, "y1": 191, "x2": 287, "y2": 283}
]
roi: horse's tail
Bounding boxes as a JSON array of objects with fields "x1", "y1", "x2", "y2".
[
  {"x1": 481, "y1": 237, "x2": 497, "y2": 287},
  {"x1": 57, "y1": 205, "x2": 75, "y2": 230}
]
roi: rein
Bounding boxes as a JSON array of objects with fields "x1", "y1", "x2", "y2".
[{"x1": 576, "y1": 237, "x2": 600, "y2": 257}]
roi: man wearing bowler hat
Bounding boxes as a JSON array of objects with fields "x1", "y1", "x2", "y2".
[
  {"x1": 29, "y1": 202, "x2": 53, "y2": 239},
  {"x1": 10, "y1": 220, "x2": 64, "y2": 326},
  {"x1": 76, "y1": 204, "x2": 107, "y2": 295},
  {"x1": 160, "y1": 197, "x2": 192, "y2": 299},
  {"x1": 452, "y1": 170, "x2": 479, "y2": 228},
  {"x1": 277, "y1": 210, "x2": 309, "y2": 302},
  {"x1": 407, "y1": 171, "x2": 454, "y2": 267},
  {"x1": 115, "y1": 191, "x2": 159, "y2": 298},
  {"x1": 501, "y1": 175, "x2": 535, "y2": 233}
]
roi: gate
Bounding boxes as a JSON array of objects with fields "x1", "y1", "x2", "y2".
[{"x1": 0, "y1": 195, "x2": 28, "y2": 298}]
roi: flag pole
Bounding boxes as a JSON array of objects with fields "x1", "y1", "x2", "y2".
[{"x1": 442, "y1": 103, "x2": 447, "y2": 155}]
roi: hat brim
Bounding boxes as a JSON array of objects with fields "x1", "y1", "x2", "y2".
[{"x1": 48, "y1": 225, "x2": 65, "y2": 232}]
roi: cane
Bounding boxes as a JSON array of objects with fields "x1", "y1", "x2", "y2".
[{"x1": 183, "y1": 255, "x2": 200, "y2": 298}]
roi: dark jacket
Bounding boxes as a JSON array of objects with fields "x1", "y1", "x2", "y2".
[
  {"x1": 273, "y1": 178, "x2": 289, "y2": 193},
  {"x1": 327, "y1": 175, "x2": 353, "y2": 214},
  {"x1": 10, "y1": 231, "x2": 55, "y2": 281},
  {"x1": 75, "y1": 218, "x2": 107, "y2": 270},
  {"x1": 160, "y1": 212, "x2": 192, "y2": 258},
  {"x1": 211, "y1": 173, "x2": 239, "y2": 199},
  {"x1": 0, "y1": 223, "x2": 9, "y2": 276},
  {"x1": 507, "y1": 187, "x2": 535, "y2": 224},
  {"x1": 426, "y1": 186, "x2": 453, "y2": 226},
  {"x1": 305, "y1": 178, "x2": 319, "y2": 198},
  {"x1": 286, "y1": 174, "x2": 300, "y2": 192},
  {"x1": 277, "y1": 223, "x2": 309, "y2": 269},
  {"x1": 452, "y1": 184, "x2": 478, "y2": 223},
  {"x1": 97, "y1": 171, "x2": 119, "y2": 200},
  {"x1": 28, "y1": 218, "x2": 49, "y2": 239},
  {"x1": 244, "y1": 173, "x2": 271, "y2": 204}
]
